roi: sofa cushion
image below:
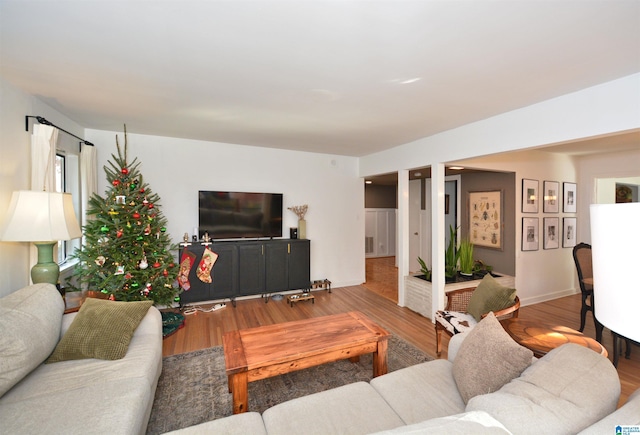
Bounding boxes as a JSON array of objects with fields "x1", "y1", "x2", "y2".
[
  {"x1": 467, "y1": 343, "x2": 620, "y2": 435},
  {"x1": 467, "y1": 274, "x2": 516, "y2": 321},
  {"x1": 0, "y1": 284, "x2": 64, "y2": 397},
  {"x1": 370, "y1": 359, "x2": 465, "y2": 425},
  {"x1": 370, "y1": 411, "x2": 513, "y2": 434},
  {"x1": 452, "y1": 312, "x2": 533, "y2": 404},
  {"x1": 262, "y1": 381, "x2": 405, "y2": 435},
  {"x1": 578, "y1": 388, "x2": 640, "y2": 435},
  {"x1": 47, "y1": 298, "x2": 153, "y2": 362},
  {"x1": 163, "y1": 412, "x2": 267, "y2": 435}
]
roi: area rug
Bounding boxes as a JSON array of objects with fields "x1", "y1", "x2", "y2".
[{"x1": 146, "y1": 335, "x2": 432, "y2": 434}]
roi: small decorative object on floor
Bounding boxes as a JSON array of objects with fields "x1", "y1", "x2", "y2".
[
  {"x1": 288, "y1": 204, "x2": 308, "y2": 239},
  {"x1": 161, "y1": 311, "x2": 185, "y2": 338}
]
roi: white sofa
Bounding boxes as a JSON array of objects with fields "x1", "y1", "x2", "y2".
[
  {"x1": 168, "y1": 314, "x2": 640, "y2": 435},
  {"x1": 0, "y1": 284, "x2": 163, "y2": 435}
]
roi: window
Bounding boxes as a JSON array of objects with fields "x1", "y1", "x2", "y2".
[{"x1": 55, "y1": 151, "x2": 81, "y2": 266}]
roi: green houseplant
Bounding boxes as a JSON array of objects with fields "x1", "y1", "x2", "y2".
[
  {"x1": 417, "y1": 256, "x2": 431, "y2": 281},
  {"x1": 458, "y1": 237, "x2": 474, "y2": 276},
  {"x1": 445, "y1": 225, "x2": 460, "y2": 279}
]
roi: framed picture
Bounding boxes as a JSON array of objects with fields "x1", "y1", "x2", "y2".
[
  {"x1": 543, "y1": 217, "x2": 560, "y2": 249},
  {"x1": 563, "y1": 182, "x2": 577, "y2": 213},
  {"x1": 543, "y1": 181, "x2": 560, "y2": 213},
  {"x1": 469, "y1": 190, "x2": 502, "y2": 249},
  {"x1": 522, "y1": 217, "x2": 539, "y2": 251},
  {"x1": 563, "y1": 217, "x2": 577, "y2": 248},
  {"x1": 522, "y1": 179, "x2": 539, "y2": 213}
]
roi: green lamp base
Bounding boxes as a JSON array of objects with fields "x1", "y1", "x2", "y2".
[{"x1": 31, "y1": 242, "x2": 60, "y2": 285}]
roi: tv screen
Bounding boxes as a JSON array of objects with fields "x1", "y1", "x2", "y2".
[{"x1": 198, "y1": 191, "x2": 283, "y2": 240}]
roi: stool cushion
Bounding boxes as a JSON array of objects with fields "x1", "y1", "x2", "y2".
[{"x1": 435, "y1": 310, "x2": 477, "y2": 335}]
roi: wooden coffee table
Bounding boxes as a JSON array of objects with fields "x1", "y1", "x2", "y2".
[
  {"x1": 223, "y1": 311, "x2": 390, "y2": 414},
  {"x1": 501, "y1": 318, "x2": 607, "y2": 358}
]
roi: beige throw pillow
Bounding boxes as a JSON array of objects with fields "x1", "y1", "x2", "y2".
[
  {"x1": 467, "y1": 274, "x2": 516, "y2": 322},
  {"x1": 452, "y1": 312, "x2": 533, "y2": 404},
  {"x1": 47, "y1": 298, "x2": 153, "y2": 363}
]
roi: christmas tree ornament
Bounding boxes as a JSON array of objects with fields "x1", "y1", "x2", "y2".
[
  {"x1": 100, "y1": 225, "x2": 109, "y2": 233},
  {"x1": 95, "y1": 256, "x2": 106, "y2": 266},
  {"x1": 132, "y1": 212, "x2": 141, "y2": 219},
  {"x1": 127, "y1": 221, "x2": 132, "y2": 228},
  {"x1": 121, "y1": 168, "x2": 129, "y2": 175},
  {"x1": 197, "y1": 247, "x2": 218, "y2": 284},
  {"x1": 136, "y1": 236, "x2": 144, "y2": 241},
  {"x1": 161, "y1": 227, "x2": 167, "y2": 232},
  {"x1": 139, "y1": 188, "x2": 145, "y2": 193},
  {"x1": 178, "y1": 249, "x2": 196, "y2": 291},
  {"x1": 139, "y1": 256, "x2": 148, "y2": 269},
  {"x1": 153, "y1": 261, "x2": 161, "y2": 268},
  {"x1": 163, "y1": 269, "x2": 168, "y2": 277},
  {"x1": 112, "y1": 180, "x2": 121, "y2": 186},
  {"x1": 144, "y1": 224, "x2": 151, "y2": 235},
  {"x1": 108, "y1": 208, "x2": 119, "y2": 216},
  {"x1": 116, "y1": 229, "x2": 123, "y2": 238},
  {"x1": 131, "y1": 282, "x2": 140, "y2": 289},
  {"x1": 148, "y1": 203, "x2": 154, "y2": 209},
  {"x1": 143, "y1": 198, "x2": 149, "y2": 205}
]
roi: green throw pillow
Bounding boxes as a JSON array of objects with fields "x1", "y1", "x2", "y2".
[
  {"x1": 467, "y1": 274, "x2": 516, "y2": 322},
  {"x1": 47, "y1": 298, "x2": 153, "y2": 363}
]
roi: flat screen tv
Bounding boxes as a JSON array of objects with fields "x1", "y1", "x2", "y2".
[{"x1": 198, "y1": 191, "x2": 283, "y2": 240}]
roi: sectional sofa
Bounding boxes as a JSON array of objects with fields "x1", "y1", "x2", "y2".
[
  {"x1": 0, "y1": 283, "x2": 163, "y2": 435},
  {"x1": 168, "y1": 312, "x2": 640, "y2": 434}
]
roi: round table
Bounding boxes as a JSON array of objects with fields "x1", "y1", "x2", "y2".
[{"x1": 501, "y1": 318, "x2": 607, "y2": 358}]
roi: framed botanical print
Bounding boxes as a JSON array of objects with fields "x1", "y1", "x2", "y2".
[
  {"x1": 543, "y1": 181, "x2": 560, "y2": 213},
  {"x1": 469, "y1": 190, "x2": 502, "y2": 249},
  {"x1": 522, "y1": 179, "x2": 539, "y2": 213},
  {"x1": 543, "y1": 217, "x2": 560, "y2": 249},
  {"x1": 522, "y1": 217, "x2": 539, "y2": 251},
  {"x1": 563, "y1": 217, "x2": 577, "y2": 248},
  {"x1": 563, "y1": 182, "x2": 577, "y2": 213}
]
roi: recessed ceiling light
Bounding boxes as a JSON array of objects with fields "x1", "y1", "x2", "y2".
[
  {"x1": 365, "y1": 180, "x2": 373, "y2": 184},
  {"x1": 389, "y1": 78, "x2": 422, "y2": 85},
  {"x1": 448, "y1": 166, "x2": 464, "y2": 170},
  {"x1": 414, "y1": 172, "x2": 422, "y2": 177}
]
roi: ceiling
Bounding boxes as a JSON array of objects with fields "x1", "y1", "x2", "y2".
[{"x1": 1, "y1": 1, "x2": 639, "y2": 157}]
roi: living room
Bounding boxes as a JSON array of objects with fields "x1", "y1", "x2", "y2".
[{"x1": 1, "y1": 1, "x2": 639, "y2": 433}]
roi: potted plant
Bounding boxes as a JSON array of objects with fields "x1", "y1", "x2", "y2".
[
  {"x1": 445, "y1": 225, "x2": 460, "y2": 279},
  {"x1": 458, "y1": 237, "x2": 474, "y2": 276},
  {"x1": 417, "y1": 256, "x2": 431, "y2": 281}
]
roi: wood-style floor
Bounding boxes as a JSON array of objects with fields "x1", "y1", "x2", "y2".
[{"x1": 162, "y1": 257, "x2": 639, "y2": 406}]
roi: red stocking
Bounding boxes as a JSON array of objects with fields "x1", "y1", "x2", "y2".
[
  {"x1": 196, "y1": 247, "x2": 218, "y2": 283},
  {"x1": 178, "y1": 249, "x2": 196, "y2": 291}
]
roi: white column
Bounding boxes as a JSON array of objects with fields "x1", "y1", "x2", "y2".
[
  {"x1": 431, "y1": 163, "x2": 446, "y2": 318},
  {"x1": 397, "y1": 169, "x2": 409, "y2": 306}
]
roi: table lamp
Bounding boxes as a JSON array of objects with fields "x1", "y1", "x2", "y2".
[
  {"x1": 590, "y1": 202, "x2": 640, "y2": 343},
  {"x1": 0, "y1": 190, "x2": 82, "y2": 285}
]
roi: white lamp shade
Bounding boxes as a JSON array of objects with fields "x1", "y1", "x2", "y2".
[
  {"x1": 0, "y1": 191, "x2": 82, "y2": 242},
  {"x1": 590, "y1": 202, "x2": 640, "y2": 343}
]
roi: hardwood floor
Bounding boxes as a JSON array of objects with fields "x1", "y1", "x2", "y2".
[{"x1": 163, "y1": 259, "x2": 639, "y2": 407}]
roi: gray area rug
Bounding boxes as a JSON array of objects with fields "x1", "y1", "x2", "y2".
[{"x1": 147, "y1": 335, "x2": 432, "y2": 434}]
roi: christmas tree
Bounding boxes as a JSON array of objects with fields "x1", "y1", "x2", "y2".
[{"x1": 69, "y1": 129, "x2": 179, "y2": 306}]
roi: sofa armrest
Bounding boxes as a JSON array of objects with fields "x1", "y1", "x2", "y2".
[{"x1": 447, "y1": 332, "x2": 468, "y2": 362}]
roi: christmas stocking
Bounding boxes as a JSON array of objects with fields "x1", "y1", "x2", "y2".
[
  {"x1": 178, "y1": 249, "x2": 196, "y2": 291},
  {"x1": 197, "y1": 247, "x2": 218, "y2": 283}
]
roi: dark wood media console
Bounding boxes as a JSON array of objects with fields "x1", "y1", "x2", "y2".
[{"x1": 178, "y1": 239, "x2": 310, "y2": 306}]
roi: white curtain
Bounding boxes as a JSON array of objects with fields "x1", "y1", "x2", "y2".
[
  {"x1": 29, "y1": 124, "x2": 59, "y2": 282},
  {"x1": 80, "y1": 144, "x2": 98, "y2": 228},
  {"x1": 30, "y1": 124, "x2": 58, "y2": 192}
]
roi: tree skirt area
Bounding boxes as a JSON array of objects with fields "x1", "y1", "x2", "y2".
[{"x1": 146, "y1": 335, "x2": 433, "y2": 434}]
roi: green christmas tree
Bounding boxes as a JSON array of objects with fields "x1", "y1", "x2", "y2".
[{"x1": 69, "y1": 129, "x2": 179, "y2": 306}]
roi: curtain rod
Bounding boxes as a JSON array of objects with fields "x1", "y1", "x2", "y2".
[{"x1": 25, "y1": 115, "x2": 94, "y2": 148}]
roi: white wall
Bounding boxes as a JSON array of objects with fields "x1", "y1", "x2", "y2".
[
  {"x1": 85, "y1": 129, "x2": 364, "y2": 289},
  {"x1": 0, "y1": 77, "x2": 85, "y2": 297}
]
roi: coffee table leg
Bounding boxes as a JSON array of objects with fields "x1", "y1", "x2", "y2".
[
  {"x1": 230, "y1": 372, "x2": 249, "y2": 414},
  {"x1": 373, "y1": 338, "x2": 389, "y2": 377}
]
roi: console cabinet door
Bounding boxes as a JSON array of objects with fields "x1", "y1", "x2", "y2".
[
  {"x1": 210, "y1": 243, "x2": 238, "y2": 299},
  {"x1": 237, "y1": 242, "x2": 265, "y2": 296},
  {"x1": 288, "y1": 240, "x2": 310, "y2": 290},
  {"x1": 265, "y1": 241, "x2": 289, "y2": 293}
]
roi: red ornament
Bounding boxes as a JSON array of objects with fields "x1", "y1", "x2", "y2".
[
  {"x1": 112, "y1": 180, "x2": 121, "y2": 186},
  {"x1": 121, "y1": 168, "x2": 129, "y2": 175},
  {"x1": 116, "y1": 229, "x2": 123, "y2": 238},
  {"x1": 139, "y1": 188, "x2": 145, "y2": 193},
  {"x1": 148, "y1": 203, "x2": 154, "y2": 209},
  {"x1": 163, "y1": 269, "x2": 168, "y2": 277},
  {"x1": 169, "y1": 263, "x2": 175, "y2": 268},
  {"x1": 132, "y1": 212, "x2": 141, "y2": 219},
  {"x1": 153, "y1": 262, "x2": 161, "y2": 268}
]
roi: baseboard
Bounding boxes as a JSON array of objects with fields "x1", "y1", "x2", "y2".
[{"x1": 520, "y1": 288, "x2": 579, "y2": 307}]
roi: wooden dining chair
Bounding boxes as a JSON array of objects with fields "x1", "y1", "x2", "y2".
[{"x1": 572, "y1": 243, "x2": 598, "y2": 338}]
